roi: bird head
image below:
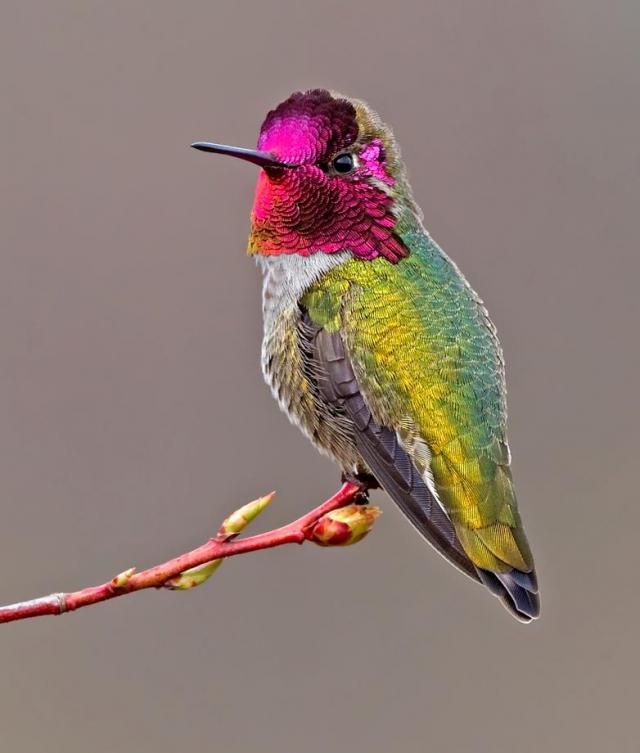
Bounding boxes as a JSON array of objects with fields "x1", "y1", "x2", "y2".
[{"x1": 193, "y1": 89, "x2": 419, "y2": 264}]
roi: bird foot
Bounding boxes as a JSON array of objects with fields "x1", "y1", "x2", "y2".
[{"x1": 340, "y1": 471, "x2": 379, "y2": 501}]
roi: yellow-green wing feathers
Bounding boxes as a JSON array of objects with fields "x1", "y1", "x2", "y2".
[{"x1": 303, "y1": 232, "x2": 534, "y2": 577}]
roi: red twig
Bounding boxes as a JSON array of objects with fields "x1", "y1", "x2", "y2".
[{"x1": 0, "y1": 482, "x2": 362, "y2": 625}]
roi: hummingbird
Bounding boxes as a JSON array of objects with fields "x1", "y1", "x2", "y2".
[{"x1": 193, "y1": 89, "x2": 540, "y2": 621}]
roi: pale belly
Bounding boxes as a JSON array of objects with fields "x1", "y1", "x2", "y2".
[{"x1": 258, "y1": 253, "x2": 364, "y2": 474}]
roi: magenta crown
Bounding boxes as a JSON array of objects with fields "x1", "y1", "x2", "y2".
[{"x1": 257, "y1": 89, "x2": 359, "y2": 165}]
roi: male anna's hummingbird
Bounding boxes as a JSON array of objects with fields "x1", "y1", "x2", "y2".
[{"x1": 193, "y1": 89, "x2": 540, "y2": 621}]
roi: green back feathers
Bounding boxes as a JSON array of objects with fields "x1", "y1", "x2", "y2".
[{"x1": 302, "y1": 230, "x2": 533, "y2": 573}]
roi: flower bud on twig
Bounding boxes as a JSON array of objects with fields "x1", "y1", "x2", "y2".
[
  {"x1": 110, "y1": 567, "x2": 136, "y2": 589},
  {"x1": 164, "y1": 492, "x2": 275, "y2": 590},
  {"x1": 218, "y1": 492, "x2": 275, "y2": 540},
  {"x1": 309, "y1": 504, "x2": 381, "y2": 547},
  {"x1": 164, "y1": 559, "x2": 224, "y2": 590}
]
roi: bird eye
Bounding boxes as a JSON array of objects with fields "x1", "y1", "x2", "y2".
[{"x1": 331, "y1": 152, "x2": 355, "y2": 174}]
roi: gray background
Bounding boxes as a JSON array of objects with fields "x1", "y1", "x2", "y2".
[{"x1": 1, "y1": 2, "x2": 638, "y2": 752}]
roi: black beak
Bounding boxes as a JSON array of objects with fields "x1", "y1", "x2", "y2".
[{"x1": 191, "y1": 141, "x2": 291, "y2": 169}]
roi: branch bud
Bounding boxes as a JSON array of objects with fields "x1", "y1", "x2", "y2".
[
  {"x1": 165, "y1": 491, "x2": 275, "y2": 590},
  {"x1": 218, "y1": 492, "x2": 275, "y2": 540},
  {"x1": 110, "y1": 567, "x2": 136, "y2": 589},
  {"x1": 309, "y1": 505, "x2": 381, "y2": 546},
  {"x1": 164, "y1": 559, "x2": 224, "y2": 590}
]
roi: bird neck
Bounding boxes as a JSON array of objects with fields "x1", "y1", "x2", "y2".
[{"x1": 257, "y1": 251, "x2": 352, "y2": 322}]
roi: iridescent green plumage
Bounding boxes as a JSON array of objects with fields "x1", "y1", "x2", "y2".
[{"x1": 302, "y1": 222, "x2": 533, "y2": 575}]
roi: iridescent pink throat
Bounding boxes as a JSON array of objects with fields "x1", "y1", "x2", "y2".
[{"x1": 249, "y1": 94, "x2": 407, "y2": 264}]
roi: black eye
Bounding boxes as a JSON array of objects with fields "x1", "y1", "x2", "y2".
[{"x1": 332, "y1": 152, "x2": 355, "y2": 174}]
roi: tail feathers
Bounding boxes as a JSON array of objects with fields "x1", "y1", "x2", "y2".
[{"x1": 477, "y1": 567, "x2": 540, "y2": 622}]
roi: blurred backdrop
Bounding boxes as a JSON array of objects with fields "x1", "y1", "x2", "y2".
[{"x1": 1, "y1": 2, "x2": 638, "y2": 752}]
